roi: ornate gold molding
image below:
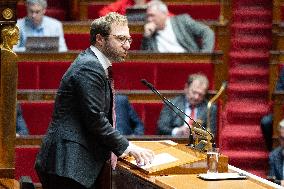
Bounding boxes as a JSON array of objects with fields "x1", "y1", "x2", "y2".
[
  {"x1": 0, "y1": 25, "x2": 19, "y2": 53},
  {"x1": 2, "y1": 8, "x2": 13, "y2": 20}
]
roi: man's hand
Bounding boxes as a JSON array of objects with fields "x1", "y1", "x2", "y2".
[
  {"x1": 122, "y1": 143, "x2": 155, "y2": 166},
  {"x1": 175, "y1": 125, "x2": 190, "y2": 137},
  {"x1": 144, "y1": 22, "x2": 157, "y2": 37}
]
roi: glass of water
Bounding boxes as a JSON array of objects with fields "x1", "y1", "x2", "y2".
[{"x1": 206, "y1": 148, "x2": 219, "y2": 174}]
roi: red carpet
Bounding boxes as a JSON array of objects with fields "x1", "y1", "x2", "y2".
[{"x1": 219, "y1": 0, "x2": 272, "y2": 178}]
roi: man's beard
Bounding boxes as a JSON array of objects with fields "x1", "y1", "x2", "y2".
[{"x1": 103, "y1": 42, "x2": 126, "y2": 62}]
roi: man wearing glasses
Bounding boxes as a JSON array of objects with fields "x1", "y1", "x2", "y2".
[
  {"x1": 14, "y1": 0, "x2": 67, "y2": 52},
  {"x1": 35, "y1": 12, "x2": 154, "y2": 189}
]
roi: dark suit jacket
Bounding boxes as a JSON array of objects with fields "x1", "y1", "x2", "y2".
[
  {"x1": 268, "y1": 146, "x2": 284, "y2": 182},
  {"x1": 276, "y1": 67, "x2": 284, "y2": 91},
  {"x1": 16, "y1": 103, "x2": 29, "y2": 135},
  {"x1": 157, "y1": 95, "x2": 217, "y2": 136},
  {"x1": 115, "y1": 94, "x2": 144, "y2": 135},
  {"x1": 35, "y1": 48, "x2": 129, "y2": 188},
  {"x1": 141, "y1": 14, "x2": 215, "y2": 53}
]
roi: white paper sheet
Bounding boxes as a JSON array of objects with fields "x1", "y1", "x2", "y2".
[{"x1": 131, "y1": 153, "x2": 178, "y2": 169}]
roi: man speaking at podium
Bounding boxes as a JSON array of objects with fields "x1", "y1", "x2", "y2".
[
  {"x1": 35, "y1": 12, "x2": 154, "y2": 189},
  {"x1": 157, "y1": 73, "x2": 217, "y2": 137}
]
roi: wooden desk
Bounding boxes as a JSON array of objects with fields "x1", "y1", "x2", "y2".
[
  {"x1": 17, "y1": 89, "x2": 216, "y2": 101},
  {"x1": 269, "y1": 51, "x2": 284, "y2": 98},
  {"x1": 113, "y1": 162, "x2": 281, "y2": 189}
]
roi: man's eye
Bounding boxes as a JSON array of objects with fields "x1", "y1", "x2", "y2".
[{"x1": 118, "y1": 37, "x2": 126, "y2": 41}]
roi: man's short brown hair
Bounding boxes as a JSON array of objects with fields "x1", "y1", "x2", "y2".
[{"x1": 90, "y1": 12, "x2": 128, "y2": 45}]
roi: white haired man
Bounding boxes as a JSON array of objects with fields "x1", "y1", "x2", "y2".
[{"x1": 14, "y1": 0, "x2": 67, "y2": 52}]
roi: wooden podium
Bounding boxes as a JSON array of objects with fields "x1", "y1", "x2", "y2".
[
  {"x1": 112, "y1": 140, "x2": 278, "y2": 189},
  {"x1": 121, "y1": 140, "x2": 228, "y2": 176}
]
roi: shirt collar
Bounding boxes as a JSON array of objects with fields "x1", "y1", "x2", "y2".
[{"x1": 90, "y1": 45, "x2": 112, "y2": 72}]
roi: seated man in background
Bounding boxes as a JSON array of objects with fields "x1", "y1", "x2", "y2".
[
  {"x1": 268, "y1": 119, "x2": 284, "y2": 186},
  {"x1": 261, "y1": 67, "x2": 284, "y2": 151},
  {"x1": 16, "y1": 104, "x2": 29, "y2": 136},
  {"x1": 14, "y1": 0, "x2": 67, "y2": 52},
  {"x1": 99, "y1": 0, "x2": 147, "y2": 17},
  {"x1": 157, "y1": 73, "x2": 217, "y2": 137},
  {"x1": 115, "y1": 94, "x2": 144, "y2": 135},
  {"x1": 141, "y1": 0, "x2": 215, "y2": 53}
]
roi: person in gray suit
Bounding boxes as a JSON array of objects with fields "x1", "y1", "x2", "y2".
[
  {"x1": 157, "y1": 73, "x2": 217, "y2": 137},
  {"x1": 141, "y1": 0, "x2": 215, "y2": 53},
  {"x1": 35, "y1": 12, "x2": 154, "y2": 189},
  {"x1": 268, "y1": 119, "x2": 284, "y2": 186}
]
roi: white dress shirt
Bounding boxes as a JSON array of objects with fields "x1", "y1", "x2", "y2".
[{"x1": 156, "y1": 19, "x2": 186, "y2": 53}]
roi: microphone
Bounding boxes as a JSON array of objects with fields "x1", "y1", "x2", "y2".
[
  {"x1": 141, "y1": 79, "x2": 195, "y2": 147},
  {"x1": 141, "y1": 79, "x2": 216, "y2": 149}
]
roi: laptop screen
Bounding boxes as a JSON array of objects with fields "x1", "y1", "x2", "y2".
[{"x1": 25, "y1": 36, "x2": 59, "y2": 52}]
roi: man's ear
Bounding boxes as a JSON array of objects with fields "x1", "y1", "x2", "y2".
[
  {"x1": 96, "y1": 34, "x2": 105, "y2": 46},
  {"x1": 42, "y1": 8, "x2": 46, "y2": 15}
]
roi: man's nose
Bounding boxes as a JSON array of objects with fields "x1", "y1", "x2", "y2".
[
  {"x1": 32, "y1": 12, "x2": 37, "y2": 18},
  {"x1": 123, "y1": 41, "x2": 131, "y2": 50}
]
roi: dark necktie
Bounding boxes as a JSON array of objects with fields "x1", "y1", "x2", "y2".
[
  {"x1": 107, "y1": 66, "x2": 113, "y2": 81},
  {"x1": 188, "y1": 105, "x2": 195, "y2": 126},
  {"x1": 108, "y1": 66, "x2": 117, "y2": 169}
]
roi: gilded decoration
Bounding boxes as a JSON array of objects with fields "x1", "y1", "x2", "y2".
[
  {"x1": 2, "y1": 8, "x2": 13, "y2": 20},
  {"x1": 0, "y1": 25, "x2": 19, "y2": 52}
]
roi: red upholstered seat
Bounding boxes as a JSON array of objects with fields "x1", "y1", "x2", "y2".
[
  {"x1": 38, "y1": 62, "x2": 71, "y2": 89},
  {"x1": 65, "y1": 33, "x2": 90, "y2": 50},
  {"x1": 17, "y1": 1, "x2": 67, "y2": 20},
  {"x1": 17, "y1": 3, "x2": 26, "y2": 19},
  {"x1": 143, "y1": 102, "x2": 163, "y2": 135},
  {"x1": 155, "y1": 63, "x2": 214, "y2": 90},
  {"x1": 167, "y1": 4, "x2": 220, "y2": 20},
  {"x1": 113, "y1": 62, "x2": 156, "y2": 90},
  {"x1": 18, "y1": 61, "x2": 214, "y2": 90},
  {"x1": 21, "y1": 101, "x2": 54, "y2": 135},
  {"x1": 130, "y1": 33, "x2": 143, "y2": 50},
  {"x1": 132, "y1": 102, "x2": 163, "y2": 135},
  {"x1": 88, "y1": 3, "x2": 107, "y2": 19},
  {"x1": 46, "y1": 8, "x2": 66, "y2": 21},
  {"x1": 15, "y1": 146, "x2": 40, "y2": 183},
  {"x1": 18, "y1": 61, "x2": 71, "y2": 89},
  {"x1": 18, "y1": 62, "x2": 39, "y2": 89},
  {"x1": 86, "y1": 3, "x2": 220, "y2": 21},
  {"x1": 131, "y1": 103, "x2": 145, "y2": 121}
]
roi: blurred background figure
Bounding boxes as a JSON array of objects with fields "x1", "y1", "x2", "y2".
[
  {"x1": 115, "y1": 94, "x2": 144, "y2": 135},
  {"x1": 157, "y1": 73, "x2": 217, "y2": 137},
  {"x1": 261, "y1": 67, "x2": 284, "y2": 151},
  {"x1": 14, "y1": 0, "x2": 67, "y2": 52},
  {"x1": 16, "y1": 104, "x2": 29, "y2": 136},
  {"x1": 99, "y1": 0, "x2": 147, "y2": 17},
  {"x1": 141, "y1": 0, "x2": 215, "y2": 53},
  {"x1": 268, "y1": 119, "x2": 284, "y2": 186}
]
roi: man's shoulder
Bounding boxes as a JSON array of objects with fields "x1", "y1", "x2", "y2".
[
  {"x1": 74, "y1": 49, "x2": 104, "y2": 71},
  {"x1": 172, "y1": 14, "x2": 192, "y2": 21},
  {"x1": 16, "y1": 17, "x2": 26, "y2": 26},
  {"x1": 172, "y1": 95, "x2": 185, "y2": 102}
]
